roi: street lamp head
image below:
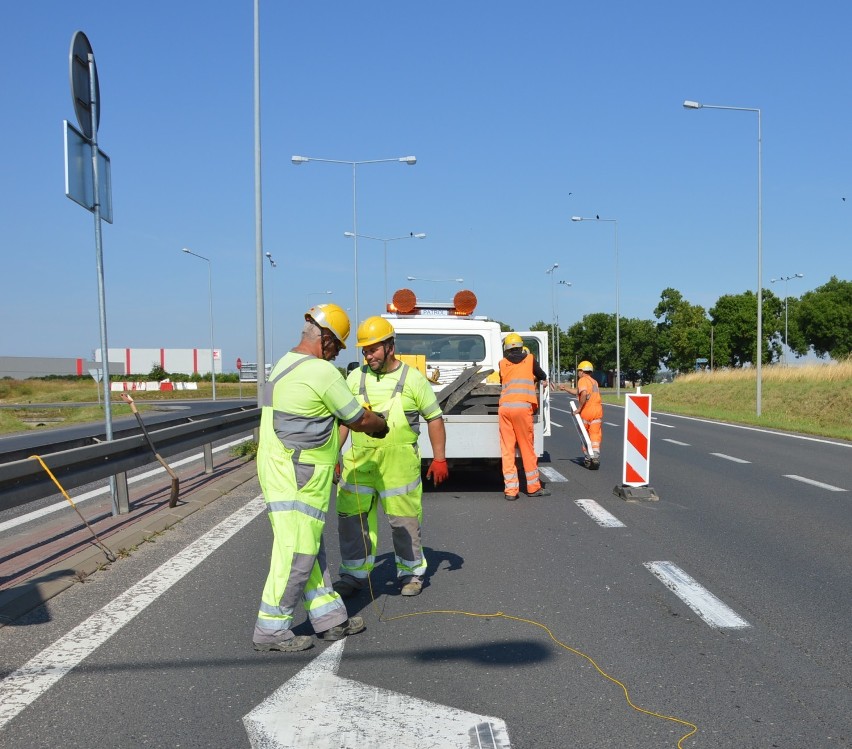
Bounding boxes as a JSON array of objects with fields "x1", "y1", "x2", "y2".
[
  {"x1": 559, "y1": 280, "x2": 572, "y2": 287},
  {"x1": 683, "y1": 100, "x2": 703, "y2": 109},
  {"x1": 265, "y1": 251, "x2": 272, "y2": 258},
  {"x1": 795, "y1": 273, "x2": 804, "y2": 278},
  {"x1": 181, "y1": 247, "x2": 191, "y2": 253},
  {"x1": 570, "y1": 216, "x2": 583, "y2": 222},
  {"x1": 344, "y1": 231, "x2": 355, "y2": 238},
  {"x1": 291, "y1": 155, "x2": 309, "y2": 164},
  {"x1": 400, "y1": 156, "x2": 417, "y2": 165},
  {"x1": 412, "y1": 233, "x2": 426, "y2": 239}
]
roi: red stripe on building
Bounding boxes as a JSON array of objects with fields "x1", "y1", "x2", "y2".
[
  {"x1": 76, "y1": 358, "x2": 83, "y2": 376},
  {"x1": 193, "y1": 349, "x2": 198, "y2": 374},
  {"x1": 160, "y1": 349, "x2": 166, "y2": 369},
  {"x1": 126, "y1": 348, "x2": 131, "y2": 375}
]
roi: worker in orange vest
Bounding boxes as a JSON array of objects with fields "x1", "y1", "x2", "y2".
[
  {"x1": 566, "y1": 360, "x2": 603, "y2": 468},
  {"x1": 498, "y1": 333, "x2": 549, "y2": 500}
]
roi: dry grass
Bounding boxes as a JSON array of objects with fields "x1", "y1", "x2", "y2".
[{"x1": 635, "y1": 358, "x2": 852, "y2": 441}]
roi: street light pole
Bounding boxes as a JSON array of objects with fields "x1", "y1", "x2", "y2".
[
  {"x1": 545, "y1": 263, "x2": 559, "y2": 381},
  {"x1": 771, "y1": 273, "x2": 804, "y2": 364},
  {"x1": 182, "y1": 248, "x2": 216, "y2": 401},
  {"x1": 557, "y1": 279, "x2": 572, "y2": 384},
  {"x1": 683, "y1": 99, "x2": 763, "y2": 415},
  {"x1": 343, "y1": 231, "x2": 426, "y2": 304},
  {"x1": 571, "y1": 216, "x2": 621, "y2": 397},
  {"x1": 265, "y1": 252, "x2": 277, "y2": 361},
  {"x1": 292, "y1": 154, "x2": 417, "y2": 327}
]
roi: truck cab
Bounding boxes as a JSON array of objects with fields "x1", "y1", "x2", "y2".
[{"x1": 382, "y1": 288, "x2": 550, "y2": 463}]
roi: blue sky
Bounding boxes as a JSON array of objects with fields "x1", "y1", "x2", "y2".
[{"x1": 2, "y1": 1, "x2": 849, "y2": 370}]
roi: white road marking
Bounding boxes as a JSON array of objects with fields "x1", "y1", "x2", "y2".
[
  {"x1": 243, "y1": 639, "x2": 511, "y2": 749},
  {"x1": 550, "y1": 419, "x2": 563, "y2": 428},
  {"x1": 662, "y1": 439, "x2": 691, "y2": 446},
  {"x1": 783, "y1": 475, "x2": 847, "y2": 492},
  {"x1": 0, "y1": 495, "x2": 266, "y2": 729},
  {"x1": 650, "y1": 411, "x2": 852, "y2": 449},
  {"x1": 652, "y1": 422, "x2": 675, "y2": 428},
  {"x1": 711, "y1": 453, "x2": 751, "y2": 464},
  {"x1": 575, "y1": 500, "x2": 625, "y2": 528},
  {"x1": 644, "y1": 561, "x2": 750, "y2": 629},
  {"x1": 604, "y1": 421, "x2": 620, "y2": 427},
  {"x1": 539, "y1": 466, "x2": 568, "y2": 482},
  {"x1": 0, "y1": 436, "x2": 252, "y2": 534}
]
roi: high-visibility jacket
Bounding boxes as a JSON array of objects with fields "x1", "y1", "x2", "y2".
[
  {"x1": 499, "y1": 355, "x2": 538, "y2": 410},
  {"x1": 338, "y1": 362, "x2": 441, "y2": 581},
  {"x1": 253, "y1": 351, "x2": 365, "y2": 644}
]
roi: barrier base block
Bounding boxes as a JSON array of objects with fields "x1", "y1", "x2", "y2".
[{"x1": 613, "y1": 484, "x2": 659, "y2": 502}]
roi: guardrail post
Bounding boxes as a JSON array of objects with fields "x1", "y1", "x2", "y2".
[
  {"x1": 112, "y1": 473, "x2": 130, "y2": 515},
  {"x1": 203, "y1": 443, "x2": 214, "y2": 474}
]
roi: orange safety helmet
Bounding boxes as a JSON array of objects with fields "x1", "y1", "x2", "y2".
[
  {"x1": 306, "y1": 303, "x2": 350, "y2": 348},
  {"x1": 357, "y1": 316, "x2": 395, "y2": 348}
]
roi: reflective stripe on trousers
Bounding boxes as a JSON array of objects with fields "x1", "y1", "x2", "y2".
[{"x1": 253, "y1": 462, "x2": 347, "y2": 643}]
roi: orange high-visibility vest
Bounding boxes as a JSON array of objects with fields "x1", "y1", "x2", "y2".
[{"x1": 499, "y1": 355, "x2": 538, "y2": 408}]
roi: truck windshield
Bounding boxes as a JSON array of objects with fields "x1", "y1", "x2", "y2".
[{"x1": 395, "y1": 334, "x2": 486, "y2": 363}]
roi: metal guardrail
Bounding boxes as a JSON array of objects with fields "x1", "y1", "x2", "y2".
[{"x1": 0, "y1": 408, "x2": 260, "y2": 513}]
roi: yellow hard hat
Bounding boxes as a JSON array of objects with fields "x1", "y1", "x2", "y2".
[
  {"x1": 357, "y1": 316, "x2": 395, "y2": 348},
  {"x1": 503, "y1": 332, "x2": 523, "y2": 350},
  {"x1": 578, "y1": 360, "x2": 594, "y2": 372},
  {"x1": 306, "y1": 303, "x2": 350, "y2": 348}
]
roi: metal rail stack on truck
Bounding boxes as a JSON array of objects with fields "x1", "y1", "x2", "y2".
[{"x1": 382, "y1": 288, "x2": 551, "y2": 468}]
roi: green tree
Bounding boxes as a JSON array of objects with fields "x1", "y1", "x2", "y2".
[
  {"x1": 654, "y1": 289, "x2": 712, "y2": 373},
  {"x1": 619, "y1": 317, "x2": 659, "y2": 383},
  {"x1": 709, "y1": 289, "x2": 782, "y2": 366},
  {"x1": 563, "y1": 312, "x2": 617, "y2": 373},
  {"x1": 792, "y1": 276, "x2": 852, "y2": 359}
]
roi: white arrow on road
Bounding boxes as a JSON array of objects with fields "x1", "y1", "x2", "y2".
[{"x1": 243, "y1": 639, "x2": 511, "y2": 748}]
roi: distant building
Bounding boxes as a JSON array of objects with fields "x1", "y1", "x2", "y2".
[
  {"x1": 95, "y1": 348, "x2": 222, "y2": 376},
  {"x1": 0, "y1": 348, "x2": 222, "y2": 379}
]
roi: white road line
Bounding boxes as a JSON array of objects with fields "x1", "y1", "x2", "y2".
[
  {"x1": 539, "y1": 466, "x2": 568, "y2": 482},
  {"x1": 652, "y1": 422, "x2": 675, "y2": 429},
  {"x1": 0, "y1": 495, "x2": 266, "y2": 729},
  {"x1": 575, "y1": 500, "x2": 625, "y2": 528},
  {"x1": 0, "y1": 436, "x2": 252, "y2": 534},
  {"x1": 644, "y1": 561, "x2": 750, "y2": 629},
  {"x1": 550, "y1": 420, "x2": 563, "y2": 428},
  {"x1": 710, "y1": 453, "x2": 751, "y2": 464},
  {"x1": 662, "y1": 439, "x2": 691, "y2": 446},
  {"x1": 604, "y1": 421, "x2": 620, "y2": 427},
  {"x1": 783, "y1": 475, "x2": 847, "y2": 492}
]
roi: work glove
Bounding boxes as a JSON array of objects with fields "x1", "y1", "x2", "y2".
[
  {"x1": 426, "y1": 458, "x2": 449, "y2": 486},
  {"x1": 369, "y1": 414, "x2": 390, "y2": 439}
]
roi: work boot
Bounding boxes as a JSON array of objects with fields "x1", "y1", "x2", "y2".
[
  {"x1": 527, "y1": 488, "x2": 551, "y2": 497},
  {"x1": 590, "y1": 458, "x2": 600, "y2": 470},
  {"x1": 316, "y1": 616, "x2": 366, "y2": 642},
  {"x1": 253, "y1": 635, "x2": 314, "y2": 652},
  {"x1": 332, "y1": 575, "x2": 363, "y2": 599},
  {"x1": 504, "y1": 493, "x2": 518, "y2": 501},
  {"x1": 401, "y1": 576, "x2": 423, "y2": 596},
  {"x1": 583, "y1": 457, "x2": 592, "y2": 469}
]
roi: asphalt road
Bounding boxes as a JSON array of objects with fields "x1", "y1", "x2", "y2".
[{"x1": 0, "y1": 393, "x2": 849, "y2": 748}]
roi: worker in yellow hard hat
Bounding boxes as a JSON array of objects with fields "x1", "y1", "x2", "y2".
[
  {"x1": 252, "y1": 303, "x2": 389, "y2": 653},
  {"x1": 498, "y1": 332, "x2": 549, "y2": 500},
  {"x1": 334, "y1": 315, "x2": 448, "y2": 598},
  {"x1": 565, "y1": 360, "x2": 602, "y2": 468}
]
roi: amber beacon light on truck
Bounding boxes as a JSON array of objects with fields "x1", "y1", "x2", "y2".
[{"x1": 388, "y1": 288, "x2": 478, "y2": 316}]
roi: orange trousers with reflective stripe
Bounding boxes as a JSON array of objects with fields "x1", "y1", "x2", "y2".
[{"x1": 499, "y1": 404, "x2": 541, "y2": 496}]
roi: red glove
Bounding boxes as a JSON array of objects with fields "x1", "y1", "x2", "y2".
[{"x1": 426, "y1": 459, "x2": 449, "y2": 486}]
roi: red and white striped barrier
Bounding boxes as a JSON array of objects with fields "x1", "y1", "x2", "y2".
[{"x1": 615, "y1": 388, "x2": 659, "y2": 501}]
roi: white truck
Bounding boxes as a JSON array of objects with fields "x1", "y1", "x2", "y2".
[{"x1": 382, "y1": 288, "x2": 550, "y2": 465}]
